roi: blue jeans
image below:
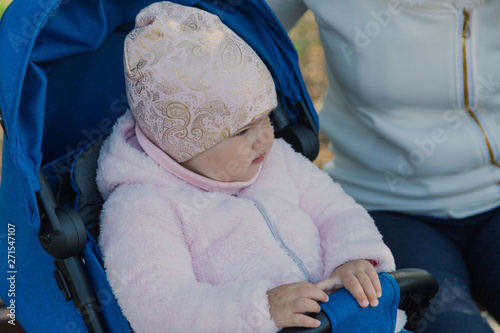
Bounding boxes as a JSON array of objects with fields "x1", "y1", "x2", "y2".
[{"x1": 370, "y1": 206, "x2": 500, "y2": 333}]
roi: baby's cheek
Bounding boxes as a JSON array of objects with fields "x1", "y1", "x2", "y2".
[
  {"x1": 225, "y1": 159, "x2": 245, "y2": 176},
  {"x1": 236, "y1": 140, "x2": 252, "y2": 157}
]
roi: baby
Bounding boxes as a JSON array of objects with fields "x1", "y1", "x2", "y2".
[{"x1": 97, "y1": 2, "x2": 396, "y2": 332}]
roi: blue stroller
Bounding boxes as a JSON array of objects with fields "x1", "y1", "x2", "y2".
[{"x1": 0, "y1": 0, "x2": 438, "y2": 331}]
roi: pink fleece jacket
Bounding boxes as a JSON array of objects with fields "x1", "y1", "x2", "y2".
[{"x1": 96, "y1": 112, "x2": 396, "y2": 332}]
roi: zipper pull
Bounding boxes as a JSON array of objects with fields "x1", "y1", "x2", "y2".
[{"x1": 463, "y1": 9, "x2": 471, "y2": 39}]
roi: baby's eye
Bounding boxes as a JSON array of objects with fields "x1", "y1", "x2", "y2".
[{"x1": 235, "y1": 129, "x2": 248, "y2": 136}]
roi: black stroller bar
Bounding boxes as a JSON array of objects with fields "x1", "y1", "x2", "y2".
[
  {"x1": 281, "y1": 268, "x2": 439, "y2": 333},
  {"x1": 0, "y1": 107, "x2": 7, "y2": 141},
  {"x1": 36, "y1": 169, "x2": 439, "y2": 333},
  {"x1": 36, "y1": 164, "x2": 438, "y2": 332},
  {"x1": 37, "y1": 171, "x2": 86, "y2": 259},
  {"x1": 37, "y1": 171, "x2": 108, "y2": 333}
]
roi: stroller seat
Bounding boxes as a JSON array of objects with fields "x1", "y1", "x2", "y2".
[
  {"x1": 35, "y1": 131, "x2": 438, "y2": 333},
  {"x1": 0, "y1": 0, "x2": 438, "y2": 331}
]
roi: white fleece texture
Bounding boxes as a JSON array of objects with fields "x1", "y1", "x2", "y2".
[
  {"x1": 395, "y1": 310, "x2": 408, "y2": 332},
  {"x1": 97, "y1": 112, "x2": 396, "y2": 332}
]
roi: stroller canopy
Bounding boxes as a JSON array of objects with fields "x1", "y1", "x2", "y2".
[
  {"x1": 0, "y1": 0, "x2": 317, "y2": 234},
  {"x1": 0, "y1": 0, "x2": 317, "y2": 331}
]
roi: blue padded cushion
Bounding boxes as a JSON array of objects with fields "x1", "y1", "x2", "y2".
[{"x1": 320, "y1": 273, "x2": 400, "y2": 333}]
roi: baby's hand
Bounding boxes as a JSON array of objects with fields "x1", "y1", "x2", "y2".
[
  {"x1": 267, "y1": 281, "x2": 329, "y2": 328},
  {"x1": 315, "y1": 259, "x2": 381, "y2": 308}
]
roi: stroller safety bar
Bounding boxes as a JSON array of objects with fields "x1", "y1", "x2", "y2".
[
  {"x1": 281, "y1": 268, "x2": 438, "y2": 333},
  {"x1": 37, "y1": 171, "x2": 87, "y2": 258},
  {"x1": 37, "y1": 171, "x2": 108, "y2": 333},
  {"x1": 275, "y1": 101, "x2": 320, "y2": 161},
  {"x1": 36, "y1": 165, "x2": 438, "y2": 332}
]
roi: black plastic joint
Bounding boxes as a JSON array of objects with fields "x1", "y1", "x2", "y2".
[{"x1": 37, "y1": 171, "x2": 87, "y2": 258}]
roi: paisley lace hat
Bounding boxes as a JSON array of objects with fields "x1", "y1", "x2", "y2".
[{"x1": 124, "y1": 1, "x2": 278, "y2": 162}]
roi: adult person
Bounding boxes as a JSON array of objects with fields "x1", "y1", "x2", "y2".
[{"x1": 265, "y1": 0, "x2": 500, "y2": 332}]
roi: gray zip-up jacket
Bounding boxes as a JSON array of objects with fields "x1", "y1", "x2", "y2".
[{"x1": 267, "y1": 0, "x2": 500, "y2": 218}]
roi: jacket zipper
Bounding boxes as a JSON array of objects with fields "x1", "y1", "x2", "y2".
[
  {"x1": 461, "y1": 10, "x2": 500, "y2": 171},
  {"x1": 252, "y1": 200, "x2": 310, "y2": 282}
]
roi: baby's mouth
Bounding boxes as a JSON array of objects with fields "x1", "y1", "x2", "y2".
[{"x1": 252, "y1": 153, "x2": 265, "y2": 164}]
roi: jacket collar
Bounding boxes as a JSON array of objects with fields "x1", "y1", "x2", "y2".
[{"x1": 135, "y1": 123, "x2": 261, "y2": 194}]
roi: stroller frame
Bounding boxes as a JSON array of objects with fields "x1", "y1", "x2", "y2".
[
  {"x1": 0, "y1": 0, "x2": 437, "y2": 331},
  {"x1": 35, "y1": 135, "x2": 438, "y2": 332}
]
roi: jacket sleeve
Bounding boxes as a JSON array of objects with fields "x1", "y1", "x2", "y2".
[
  {"x1": 99, "y1": 185, "x2": 278, "y2": 333},
  {"x1": 265, "y1": 0, "x2": 308, "y2": 31},
  {"x1": 277, "y1": 140, "x2": 395, "y2": 279}
]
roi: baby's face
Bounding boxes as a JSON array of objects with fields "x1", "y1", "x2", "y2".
[{"x1": 181, "y1": 115, "x2": 274, "y2": 182}]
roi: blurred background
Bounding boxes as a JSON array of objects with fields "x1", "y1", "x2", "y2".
[{"x1": 288, "y1": 11, "x2": 333, "y2": 169}]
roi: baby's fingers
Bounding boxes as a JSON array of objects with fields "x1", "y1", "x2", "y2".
[
  {"x1": 290, "y1": 313, "x2": 322, "y2": 328},
  {"x1": 291, "y1": 297, "x2": 322, "y2": 314},
  {"x1": 287, "y1": 298, "x2": 323, "y2": 328},
  {"x1": 342, "y1": 274, "x2": 370, "y2": 307},
  {"x1": 356, "y1": 265, "x2": 382, "y2": 307},
  {"x1": 344, "y1": 270, "x2": 382, "y2": 308},
  {"x1": 368, "y1": 267, "x2": 382, "y2": 299},
  {"x1": 357, "y1": 272, "x2": 379, "y2": 307},
  {"x1": 315, "y1": 277, "x2": 342, "y2": 294}
]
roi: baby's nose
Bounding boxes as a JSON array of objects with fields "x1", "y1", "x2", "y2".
[{"x1": 252, "y1": 126, "x2": 273, "y2": 149}]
